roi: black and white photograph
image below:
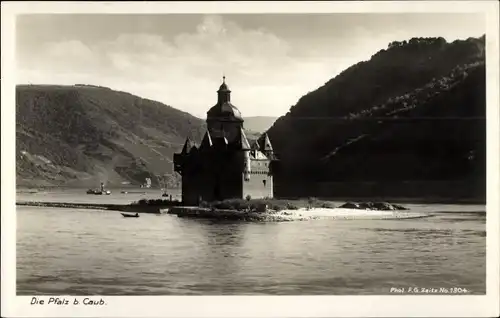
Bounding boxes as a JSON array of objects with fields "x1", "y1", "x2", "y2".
[{"x1": 1, "y1": 1, "x2": 499, "y2": 317}]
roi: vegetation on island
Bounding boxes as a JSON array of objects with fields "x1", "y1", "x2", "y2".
[
  {"x1": 199, "y1": 197, "x2": 335, "y2": 212},
  {"x1": 132, "y1": 198, "x2": 181, "y2": 207},
  {"x1": 129, "y1": 196, "x2": 335, "y2": 212},
  {"x1": 129, "y1": 197, "x2": 409, "y2": 213}
]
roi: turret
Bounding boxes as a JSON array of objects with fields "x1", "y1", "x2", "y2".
[
  {"x1": 217, "y1": 76, "x2": 231, "y2": 104},
  {"x1": 181, "y1": 137, "x2": 194, "y2": 155},
  {"x1": 259, "y1": 133, "x2": 274, "y2": 158},
  {"x1": 200, "y1": 130, "x2": 213, "y2": 150},
  {"x1": 240, "y1": 128, "x2": 251, "y2": 150},
  {"x1": 174, "y1": 137, "x2": 197, "y2": 174},
  {"x1": 240, "y1": 128, "x2": 251, "y2": 181},
  {"x1": 207, "y1": 76, "x2": 244, "y2": 123}
]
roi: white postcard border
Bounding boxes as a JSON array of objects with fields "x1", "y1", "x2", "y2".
[{"x1": 1, "y1": 1, "x2": 499, "y2": 317}]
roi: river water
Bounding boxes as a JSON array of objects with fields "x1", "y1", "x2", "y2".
[{"x1": 16, "y1": 190, "x2": 486, "y2": 295}]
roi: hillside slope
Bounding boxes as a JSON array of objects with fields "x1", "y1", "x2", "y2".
[
  {"x1": 267, "y1": 36, "x2": 486, "y2": 200},
  {"x1": 244, "y1": 116, "x2": 278, "y2": 133},
  {"x1": 16, "y1": 85, "x2": 206, "y2": 188}
]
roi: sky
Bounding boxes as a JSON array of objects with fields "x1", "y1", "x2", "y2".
[{"x1": 16, "y1": 13, "x2": 485, "y2": 118}]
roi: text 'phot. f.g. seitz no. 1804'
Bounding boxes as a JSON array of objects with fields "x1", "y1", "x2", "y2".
[{"x1": 174, "y1": 77, "x2": 279, "y2": 205}]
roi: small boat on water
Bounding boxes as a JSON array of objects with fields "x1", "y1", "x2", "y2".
[
  {"x1": 86, "y1": 189, "x2": 111, "y2": 195},
  {"x1": 121, "y1": 212, "x2": 139, "y2": 218},
  {"x1": 86, "y1": 182, "x2": 111, "y2": 195},
  {"x1": 140, "y1": 178, "x2": 152, "y2": 189}
]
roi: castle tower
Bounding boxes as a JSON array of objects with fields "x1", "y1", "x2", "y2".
[
  {"x1": 173, "y1": 76, "x2": 278, "y2": 205},
  {"x1": 259, "y1": 133, "x2": 275, "y2": 159},
  {"x1": 241, "y1": 128, "x2": 251, "y2": 182},
  {"x1": 206, "y1": 76, "x2": 244, "y2": 148}
]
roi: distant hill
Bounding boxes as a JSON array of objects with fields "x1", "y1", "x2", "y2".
[
  {"x1": 244, "y1": 116, "x2": 278, "y2": 134},
  {"x1": 266, "y1": 36, "x2": 486, "y2": 201},
  {"x1": 16, "y1": 85, "x2": 206, "y2": 188}
]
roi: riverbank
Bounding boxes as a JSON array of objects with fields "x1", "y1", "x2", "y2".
[{"x1": 16, "y1": 201, "x2": 168, "y2": 214}]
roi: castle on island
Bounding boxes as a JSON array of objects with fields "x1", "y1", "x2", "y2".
[{"x1": 174, "y1": 77, "x2": 278, "y2": 205}]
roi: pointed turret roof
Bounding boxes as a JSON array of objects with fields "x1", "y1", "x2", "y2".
[
  {"x1": 259, "y1": 133, "x2": 273, "y2": 152},
  {"x1": 240, "y1": 128, "x2": 251, "y2": 150},
  {"x1": 251, "y1": 140, "x2": 260, "y2": 150},
  {"x1": 200, "y1": 130, "x2": 213, "y2": 149},
  {"x1": 181, "y1": 137, "x2": 194, "y2": 154}
]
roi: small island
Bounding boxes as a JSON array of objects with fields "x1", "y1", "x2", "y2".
[{"x1": 166, "y1": 198, "x2": 426, "y2": 222}]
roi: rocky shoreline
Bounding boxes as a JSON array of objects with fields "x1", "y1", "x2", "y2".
[
  {"x1": 17, "y1": 200, "x2": 431, "y2": 221},
  {"x1": 167, "y1": 202, "x2": 428, "y2": 222},
  {"x1": 337, "y1": 202, "x2": 409, "y2": 210}
]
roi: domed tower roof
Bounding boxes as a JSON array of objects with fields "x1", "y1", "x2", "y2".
[
  {"x1": 218, "y1": 80, "x2": 229, "y2": 92},
  {"x1": 207, "y1": 103, "x2": 243, "y2": 120},
  {"x1": 207, "y1": 76, "x2": 243, "y2": 122}
]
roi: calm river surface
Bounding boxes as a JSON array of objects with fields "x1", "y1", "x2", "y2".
[{"x1": 16, "y1": 190, "x2": 486, "y2": 295}]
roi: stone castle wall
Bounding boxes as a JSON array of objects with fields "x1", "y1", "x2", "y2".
[{"x1": 242, "y1": 159, "x2": 273, "y2": 199}]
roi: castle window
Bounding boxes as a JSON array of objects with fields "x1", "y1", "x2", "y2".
[{"x1": 263, "y1": 180, "x2": 266, "y2": 186}]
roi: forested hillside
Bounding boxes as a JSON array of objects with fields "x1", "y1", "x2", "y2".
[
  {"x1": 267, "y1": 36, "x2": 486, "y2": 200},
  {"x1": 16, "y1": 85, "x2": 206, "y2": 188}
]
